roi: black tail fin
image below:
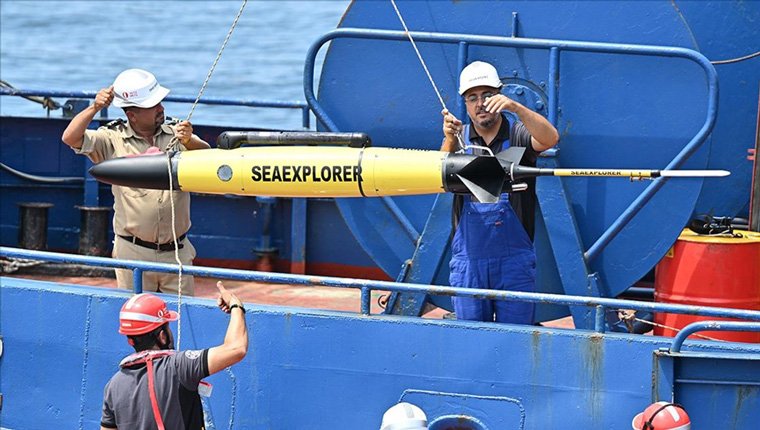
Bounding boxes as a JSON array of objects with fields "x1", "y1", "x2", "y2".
[
  {"x1": 496, "y1": 146, "x2": 526, "y2": 164},
  {"x1": 456, "y1": 156, "x2": 506, "y2": 203}
]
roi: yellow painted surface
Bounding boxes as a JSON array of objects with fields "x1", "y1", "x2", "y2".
[
  {"x1": 175, "y1": 147, "x2": 446, "y2": 198},
  {"x1": 552, "y1": 169, "x2": 654, "y2": 178},
  {"x1": 677, "y1": 228, "x2": 760, "y2": 244},
  {"x1": 361, "y1": 147, "x2": 446, "y2": 196},
  {"x1": 177, "y1": 148, "x2": 248, "y2": 194}
]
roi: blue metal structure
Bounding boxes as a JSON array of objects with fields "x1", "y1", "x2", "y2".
[
  {"x1": 309, "y1": 0, "x2": 759, "y2": 323},
  {"x1": 1, "y1": 247, "x2": 759, "y2": 429},
  {"x1": 1, "y1": 3, "x2": 759, "y2": 426},
  {"x1": 0, "y1": 89, "x2": 387, "y2": 278}
]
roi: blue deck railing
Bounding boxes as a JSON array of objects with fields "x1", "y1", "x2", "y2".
[
  {"x1": 0, "y1": 87, "x2": 312, "y2": 129},
  {"x1": 3, "y1": 247, "x2": 759, "y2": 339}
]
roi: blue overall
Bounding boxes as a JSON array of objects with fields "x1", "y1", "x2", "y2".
[{"x1": 449, "y1": 123, "x2": 536, "y2": 323}]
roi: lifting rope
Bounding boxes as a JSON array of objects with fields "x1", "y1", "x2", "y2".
[
  {"x1": 167, "y1": 0, "x2": 248, "y2": 350},
  {"x1": 389, "y1": 0, "x2": 467, "y2": 152},
  {"x1": 614, "y1": 309, "x2": 723, "y2": 341}
]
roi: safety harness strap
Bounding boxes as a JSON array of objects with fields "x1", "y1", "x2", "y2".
[{"x1": 146, "y1": 358, "x2": 166, "y2": 430}]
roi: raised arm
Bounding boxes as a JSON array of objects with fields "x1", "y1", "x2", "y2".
[
  {"x1": 484, "y1": 95, "x2": 559, "y2": 152},
  {"x1": 62, "y1": 86, "x2": 114, "y2": 149},
  {"x1": 207, "y1": 281, "x2": 249, "y2": 375}
]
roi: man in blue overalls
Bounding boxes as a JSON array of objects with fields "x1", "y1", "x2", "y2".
[{"x1": 440, "y1": 61, "x2": 559, "y2": 323}]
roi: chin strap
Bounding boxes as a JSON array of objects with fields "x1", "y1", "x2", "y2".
[{"x1": 643, "y1": 403, "x2": 685, "y2": 430}]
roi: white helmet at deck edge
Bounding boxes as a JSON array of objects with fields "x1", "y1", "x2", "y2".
[{"x1": 380, "y1": 402, "x2": 428, "y2": 430}]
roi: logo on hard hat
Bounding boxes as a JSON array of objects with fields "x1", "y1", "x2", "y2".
[
  {"x1": 468, "y1": 74, "x2": 489, "y2": 82},
  {"x1": 112, "y1": 68, "x2": 170, "y2": 109},
  {"x1": 458, "y1": 61, "x2": 503, "y2": 95}
]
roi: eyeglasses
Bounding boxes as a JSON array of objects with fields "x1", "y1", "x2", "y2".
[{"x1": 465, "y1": 91, "x2": 497, "y2": 104}]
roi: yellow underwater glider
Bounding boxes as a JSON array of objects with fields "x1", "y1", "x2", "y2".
[{"x1": 89, "y1": 131, "x2": 730, "y2": 204}]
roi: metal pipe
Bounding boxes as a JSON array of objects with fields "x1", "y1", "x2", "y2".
[
  {"x1": 0, "y1": 162, "x2": 83, "y2": 183},
  {"x1": 594, "y1": 305, "x2": 606, "y2": 333},
  {"x1": 3, "y1": 247, "x2": 759, "y2": 323},
  {"x1": 361, "y1": 287, "x2": 371, "y2": 315},
  {"x1": 0, "y1": 88, "x2": 307, "y2": 110},
  {"x1": 457, "y1": 41, "x2": 469, "y2": 121},
  {"x1": 670, "y1": 321, "x2": 760, "y2": 353},
  {"x1": 133, "y1": 267, "x2": 143, "y2": 294},
  {"x1": 548, "y1": 47, "x2": 560, "y2": 126},
  {"x1": 511, "y1": 12, "x2": 519, "y2": 38},
  {"x1": 216, "y1": 131, "x2": 370, "y2": 149},
  {"x1": 301, "y1": 107, "x2": 311, "y2": 129}
]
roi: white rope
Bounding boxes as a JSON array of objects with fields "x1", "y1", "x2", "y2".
[
  {"x1": 167, "y1": 0, "x2": 248, "y2": 350},
  {"x1": 185, "y1": 0, "x2": 248, "y2": 124},
  {"x1": 632, "y1": 317, "x2": 723, "y2": 342},
  {"x1": 616, "y1": 309, "x2": 723, "y2": 342},
  {"x1": 167, "y1": 155, "x2": 184, "y2": 350},
  {"x1": 389, "y1": 0, "x2": 467, "y2": 152},
  {"x1": 389, "y1": 0, "x2": 445, "y2": 110}
]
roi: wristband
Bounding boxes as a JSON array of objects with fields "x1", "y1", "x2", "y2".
[{"x1": 229, "y1": 303, "x2": 246, "y2": 314}]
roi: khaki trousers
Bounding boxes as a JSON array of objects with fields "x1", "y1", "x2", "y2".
[{"x1": 113, "y1": 235, "x2": 196, "y2": 295}]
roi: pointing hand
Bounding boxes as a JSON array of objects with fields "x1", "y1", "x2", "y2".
[{"x1": 216, "y1": 281, "x2": 242, "y2": 313}]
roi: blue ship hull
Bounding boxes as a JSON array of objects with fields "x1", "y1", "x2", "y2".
[
  {"x1": 2, "y1": 259, "x2": 759, "y2": 429},
  {"x1": 1, "y1": 1, "x2": 759, "y2": 428}
]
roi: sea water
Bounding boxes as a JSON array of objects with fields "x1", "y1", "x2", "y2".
[{"x1": 0, "y1": 0, "x2": 349, "y2": 129}]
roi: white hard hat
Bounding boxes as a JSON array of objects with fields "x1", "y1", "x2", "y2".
[
  {"x1": 380, "y1": 402, "x2": 428, "y2": 430},
  {"x1": 632, "y1": 402, "x2": 691, "y2": 430},
  {"x1": 458, "y1": 61, "x2": 503, "y2": 95},
  {"x1": 112, "y1": 69, "x2": 170, "y2": 108}
]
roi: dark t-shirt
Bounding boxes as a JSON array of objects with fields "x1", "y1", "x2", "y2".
[
  {"x1": 453, "y1": 115, "x2": 539, "y2": 239},
  {"x1": 101, "y1": 349, "x2": 210, "y2": 429}
]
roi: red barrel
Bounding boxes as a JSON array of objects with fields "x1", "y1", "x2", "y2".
[{"x1": 654, "y1": 229, "x2": 760, "y2": 343}]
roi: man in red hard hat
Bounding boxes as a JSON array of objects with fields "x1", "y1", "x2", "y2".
[
  {"x1": 100, "y1": 281, "x2": 247, "y2": 429},
  {"x1": 632, "y1": 402, "x2": 691, "y2": 430}
]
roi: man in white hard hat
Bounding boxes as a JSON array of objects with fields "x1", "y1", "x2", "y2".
[
  {"x1": 440, "y1": 61, "x2": 559, "y2": 323},
  {"x1": 62, "y1": 69, "x2": 210, "y2": 294}
]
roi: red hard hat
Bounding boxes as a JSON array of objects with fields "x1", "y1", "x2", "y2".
[
  {"x1": 632, "y1": 402, "x2": 691, "y2": 430},
  {"x1": 118, "y1": 294, "x2": 178, "y2": 336}
]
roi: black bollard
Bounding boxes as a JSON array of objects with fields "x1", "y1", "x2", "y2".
[
  {"x1": 77, "y1": 206, "x2": 112, "y2": 256},
  {"x1": 17, "y1": 202, "x2": 54, "y2": 250}
]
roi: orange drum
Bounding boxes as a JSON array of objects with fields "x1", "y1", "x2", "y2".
[{"x1": 654, "y1": 229, "x2": 760, "y2": 343}]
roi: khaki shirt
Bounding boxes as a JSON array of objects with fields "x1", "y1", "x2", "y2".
[{"x1": 75, "y1": 120, "x2": 193, "y2": 244}]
